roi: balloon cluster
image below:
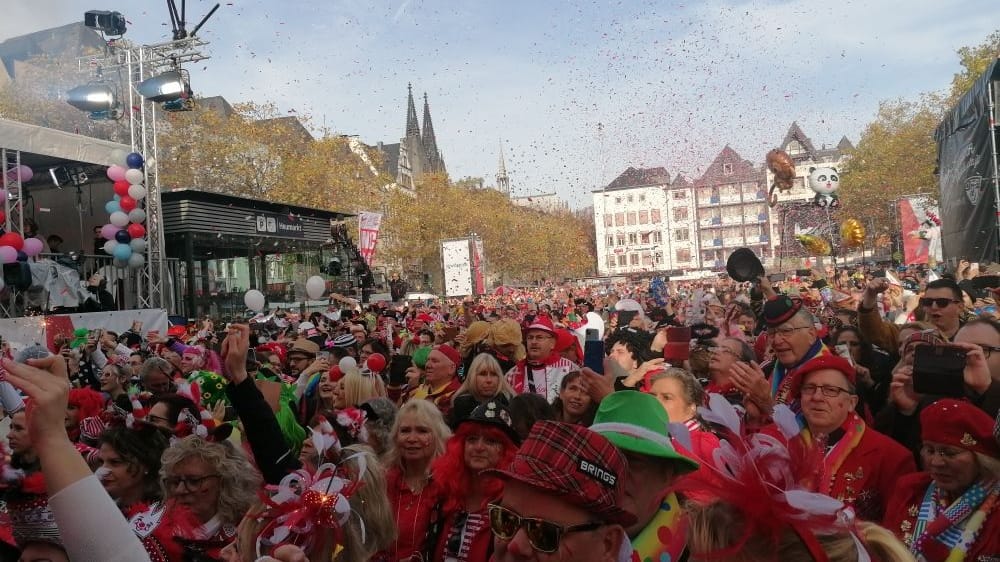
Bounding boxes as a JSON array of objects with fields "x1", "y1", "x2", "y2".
[
  {"x1": 839, "y1": 218, "x2": 866, "y2": 249},
  {"x1": 101, "y1": 152, "x2": 149, "y2": 268},
  {"x1": 0, "y1": 164, "x2": 45, "y2": 265}
]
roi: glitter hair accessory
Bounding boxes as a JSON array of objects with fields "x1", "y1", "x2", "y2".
[
  {"x1": 254, "y1": 451, "x2": 368, "y2": 557},
  {"x1": 676, "y1": 393, "x2": 872, "y2": 562}
]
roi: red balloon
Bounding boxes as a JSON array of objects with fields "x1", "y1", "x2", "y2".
[
  {"x1": 119, "y1": 196, "x2": 137, "y2": 212},
  {"x1": 126, "y1": 223, "x2": 146, "y2": 238},
  {"x1": 113, "y1": 180, "x2": 130, "y2": 196},
  {"x1": 0, "y1": 211, "x2": 6, "y2": 224},
  {"x1": 366, "y1": 353, "x2": 387, "y2": 373},
  {"x1": 0, "y1": 233, "x2": 24, "y2": 251}
]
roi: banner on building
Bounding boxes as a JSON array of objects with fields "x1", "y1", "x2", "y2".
[
  {"x1": 358, "y1": 211, "x2": 383, "y2": 265},
  {"x1": 472, "y1": 237, "x2": 485, "y2": 296},
  {"x1": 898, "y1": 196, "x2": 943, "y2": 265},
  {"x1": 441, "y1": 238, "x2": 474, "y2": 297},
  {"x1": 0, "y1": 309, "x2": 169, "y2": 353}
]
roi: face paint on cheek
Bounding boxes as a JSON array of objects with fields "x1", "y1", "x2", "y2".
[{"x1": 95, "y1": 466, "x2": 112, "y2": 480}]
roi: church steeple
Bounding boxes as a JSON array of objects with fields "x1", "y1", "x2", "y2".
[
  {"x1": 421, "y1": 92, "x2": 441, "y2": 171},
  {"x1": 405, "y1": 83, "x2": 420, "y2": 138},
  {"x1": 496, "y1": 140, "x2": 510, "y2": 196}
]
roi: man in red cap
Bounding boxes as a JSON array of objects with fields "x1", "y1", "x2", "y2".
[
  {"x1": 409, "y1": 344, "x2": 462, "y2": 417},
  {"x1": 505, "y1": 316, "x2": 579, "y2": 401},
  {"x1": 487, "y1": 421, "x2": 634, "y2": 561},
  {"x1": 787, "y1": 355, "x2": 916, "y2": 521}
]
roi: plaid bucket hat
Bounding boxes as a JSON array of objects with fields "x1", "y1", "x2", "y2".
[{"x1": 485, "y1": 420, "x2": 636, "y2": 526}]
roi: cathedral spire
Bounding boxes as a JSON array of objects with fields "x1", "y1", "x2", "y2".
[
  {"x1": 421, "y1": 92, "x2": 441, "y2": 171},
  {"x1": 496, "y1": 140, "x2": 510, "y2": 196},
  {"x1": 405, "y1": 83, "x2": 420, "y2": 138}
]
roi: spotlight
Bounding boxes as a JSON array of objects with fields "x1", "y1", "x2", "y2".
[
  {"x1": 66, "y1": 82, "x2": 122, "y2": 120},
  {"x1": 137, "y1": 70, "x2": 190, "y2": 102},
  {"x1": 84, "y1": 10, "x2": 127, "y2": 36}
]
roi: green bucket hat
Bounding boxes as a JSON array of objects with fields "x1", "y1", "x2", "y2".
[
  {"x1": 591, "y1": 391, "x2": 700, "y2": 474},
  {"x1": 412, "y1": 346, "x2": 431, "y2": 369}
]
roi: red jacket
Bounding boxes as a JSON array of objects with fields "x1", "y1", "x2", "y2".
[
  {"x1": 884, "y1": 472, "x2": 1000, "y2": 561},
  {"x1": 432, "y1": 506, "x2": 493, "y2": 562},
  {"x1": 381, "y1": 465, "x2": 445, "y2": 562}
]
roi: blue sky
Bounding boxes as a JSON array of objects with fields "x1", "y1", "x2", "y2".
[{"x1": 5, "y1": 1, "x2": 998, "y2": 208}]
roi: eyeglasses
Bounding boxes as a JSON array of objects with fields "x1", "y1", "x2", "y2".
[
  {"x1": 164, "y1": 474, "x2": 220, "y2": 491},
  {"x1": 147, "y1": 414, "x2": 171, "y2": 426},
  {"x1": 800, "y1": 384, "x2": 854, "y2": 398},
  {"x1": 488, "y1": 503, "x2": 604, "y2": 553},
  {"x1": 976, "y1": 344, "x2": 1000, "y2": 358},
  {"x1": 708, "y1": 346, "x2": 738, "y2": 356},
  {"x1": 919, "y1": 297, "x2": 960, "y2": 308},
  {"x1": 766, "y1": 325, "x2": 812, "y2": 339}
]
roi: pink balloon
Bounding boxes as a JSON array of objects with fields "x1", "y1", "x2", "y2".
[
  {"x1": 22, "y1": 237, "x2": 43, "y2": 257},
  {"x1": 107, "y1": 165, "x2": 127, "y2": 182},
  {"x1": 0, "y1": 246, "x2": 17, "y2": 264},
  {"x1": 100, "y1": 223, "x2": 119, "y2": 240}
]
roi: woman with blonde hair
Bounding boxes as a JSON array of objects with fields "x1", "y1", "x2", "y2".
[
  {"x1": 220, "y1": 444, "x2": 396, "y2": 562},
  {"x1": 449, "y1": 352, "x2": 515, "y2": 427},
  {"x1": 379, "y1": 399, "x2": 451, "y2": 561},
  {"x1": 334, "y1": 372, "x2": 386, "y2": 411}
]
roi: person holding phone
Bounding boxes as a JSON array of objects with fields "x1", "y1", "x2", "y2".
[{"x1": 859, "y1": 278, "x2": 965, "y2": 353}]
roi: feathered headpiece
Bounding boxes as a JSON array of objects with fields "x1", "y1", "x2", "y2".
[
  {"x1": 254, "y1": 451, "x2": 368, "y2": 557},
  {"x1": 676, "y1": 394, "x2": 872, "y2": 562},
  {"x1": 310, "y1": 409, "x2": 369, "y2": 462}
]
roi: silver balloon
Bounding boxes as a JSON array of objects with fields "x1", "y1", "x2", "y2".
[
  {"x1": 113, "y1": 258, "x2": 128, "y2": 268},
  {"x1": 128, "y1": 208, "x2": 147, "y2": 223},
  {"x1": 103, "y1": 240, "x2": 118, "y2": 254},
  {"x1": 127, "y1": 253, "x2": 145, "y2": 268},
  {"x1": 129, "y1": 238, "x2": 147, "y2": 253}
]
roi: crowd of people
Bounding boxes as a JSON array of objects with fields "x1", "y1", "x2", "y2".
[{"x1": 0, "y1": 260, "x2": 999, "y2": 562}]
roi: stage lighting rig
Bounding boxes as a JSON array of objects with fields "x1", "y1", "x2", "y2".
[
  {"x1": 84, "y1": 10, "x2": 127, "y2": 36},
  {"x1": 65, "y1": 81, "x2": 122, "y2": 120},
  {"x1": 167, "y1": 0, "x2": 221, "y2": 40}
]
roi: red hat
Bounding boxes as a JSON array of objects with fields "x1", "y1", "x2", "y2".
[
  {"x1": 485, "y1": 421, "x2": 636, "y2": 526},
  {"x1": 553, "y1": 328, "x2": 578, "y2": 353},
  {"x1": 255, "y1": 342, "x2": 287, "y2": 365},
  {"x1": 433, "y1": 344, "x2": 462, "y2": 367},
  {"x1": 416, "y1": 313, "x2": 434, "y2": 323},
  {"x1": 920, "y1": 399, "x2": 1000, "y2": 458},
  {"x1": 525, "y1": 315, "x2": 556, "y2": 336},
  {"x1": 167, "y1": 325, "x2": 187, "y2": 338},
  {"x1": 793, "y1": 354, "x2": 857, "y2": 392}
]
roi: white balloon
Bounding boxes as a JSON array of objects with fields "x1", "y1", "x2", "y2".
[
  {"x1": 128, "y1": 253, "x2": 145, "y2": 268},
  {"x1": 103, "y1": 240, "x2": 119, "y2": 254},
  {"x1": 109, "y1": 211, "x2": 129, "y2": 227},
  {"x1": 127, "y1": 184, "x2": 147, "y2": 200},
  {"x1": 129, "y1": 238, "x2": 147, "y2": 253},
  {"x1": 338, "y1": 356, "x2": 357, "y2": 373},
  {"x1": 305, "y1": 275, "x2": 326, "y2": 300},
  {"x1": 244, "y1": 289, "x2": 266, "y2": 312},
  {"x1": 128, "y1": 209, "x2": 147, "y2": 224},
  {"x1": 125, "y1": 168, "x2": 144, "y2": 185}
]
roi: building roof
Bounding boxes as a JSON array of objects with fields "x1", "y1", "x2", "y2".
[
  {"x1": 601, "y1": 166, "x2": 671, "y2": 191},
  {"x1": 0, "y1": 22, "x2": 105, "y2": 80},
  {"x1": 197, "y1": 95, "x2": 237, "y2": 118},
  {"x1": 377, "y1": 142, "x2": 400, "y2": 177},
  {"x1": 162, "y1": 188, "x2": 354, "y2": 221},
  {"x1": 693, "y1": 145, "x2": 762, "y2": 187},
  {"x1": 256, "y1": 116, "x2": 314, "y2": 143}
]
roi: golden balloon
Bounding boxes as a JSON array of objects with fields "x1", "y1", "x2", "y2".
[
  {"x1": 795, "y1": 234, "x2": 832, "y2": 256},
  {"x1": 840, "y1": 218, "x2": 866, "y2": 248}
]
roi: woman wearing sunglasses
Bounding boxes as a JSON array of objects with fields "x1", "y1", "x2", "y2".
[{"x1": 429, "y1": 399, "x2": 519, "y2": 561}]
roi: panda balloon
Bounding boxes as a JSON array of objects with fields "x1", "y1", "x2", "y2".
[{"x1": 808, "y1": 167, "x2": 840, "y2": 208}]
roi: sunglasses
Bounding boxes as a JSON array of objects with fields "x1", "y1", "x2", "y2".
[
  {"x1": 919, "y1": 297, "x2": 960, "y2": 308},
  {"x1": 488, "y1": 503, "x2": 603, "y2": 553}
]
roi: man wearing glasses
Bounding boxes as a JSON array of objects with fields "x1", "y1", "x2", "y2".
[
  {"x1": 788, "y1": 355, "x2": 916, "y2": 521},
  {"x1": 858, "y1": 277, "x2": 965, "y2": 352},
  {"x1": 486, "y1": 421, "x2": 634, "y2": 561}
]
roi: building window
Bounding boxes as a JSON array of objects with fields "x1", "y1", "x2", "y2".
[
  {"x1": 607, "y1": 256, "x2": 616, "y2": 269},
  {"x1": 606, "y1": 235, "x2": 614, "y2": 247},
  {"x1": 618, "y1": 255, "x2": 627, "y2": 266},
  {"x1": 630, "y1": 253, "x2": 639, "y2": 266},
  {"x1": 672, "y1": 190, "x2": 686, "y2": 199},
  {"x1": 615, "y1": 213, "x2": 624, "y2": 226},
  {"x1": 673, "y1": 207, "x2": 688, "y2": 221},
  {"x1": 641, "y1": 252, "x2": 652, "y2": 266},
  {"x1": 676, "y1": 248, "x2": 692, "y2": 262},
  {"x1": 628, "y1": 233, "x2": 638, "y2": 245},
  {"x1": 616, "y1": 233, "x2": 626, "y2": 246},
  {"x1": 652, "y1": 231, "x2": 662, "y2": 243},
  {"x1": 639, "y1": 194, "x2": 646, "y2": 202},
  {"x1": 627, "y1": 212, "x2": 637, "y2": 225},
  {"x1": 615, "y1": 197, "x2": 622, "y2": 204},
  {"x1": 640, "y1": 232, "x2": 650, "y2": 244},
  {"x1": 653, "y1": 251, "x2": 663, "y2": 265},
  {"x1": 627, "y1": 195, "x2": 634, "y2": 203},
  {"x1": 723, "y1": 163, "x2": 733, "y2": 175},
  {"x1": 651, "y1": 209, "x2": 662, "y2": 223},
  {"x1": 674, "y1": 229, "x2": 689, "y2": 241},
  {"x1": 787, "y1": 140, "x2": 803, "y2": 155},
  {"x1": 639, "y1": 210, "x2": 649, "y2": 224},
  {"x1": 603, "y1": 215, "x2": 613, "y2": 227}
]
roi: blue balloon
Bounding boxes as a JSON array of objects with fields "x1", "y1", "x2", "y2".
[
  {"x1": 16, "y1": 251, "x2": 27, "y2": 262},
  {"x1": 114, "y1": 194, "x2": 121, "y2": 201},
  {"x1": 105, "y1": 200, "x2": 121, "y2": 214},
  {"x1": 126, "y1": 152, "x2": 144, "y2": 169},
  {"x1": 112, "y1": 244, "x2": 132, "y2": 260},
  {"x1": 114, "y1": 229, "x2": 131, "y2": 244}
]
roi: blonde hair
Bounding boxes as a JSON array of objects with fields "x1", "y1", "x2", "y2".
[
  {"x1": 160, "y1": 436, "x2": 262, "y2": 526},
  {"x1": 382, "y1": 400, "x2": 451, "y2": 473},
  {"x1": 340, "y1": 373, "x2": 385, "y2": 408},
  {"x1": 453, "y1": 353, "x2": 515, "y2": 403},
  {"x1": 233, "y1": 445, "x2": 396, "y2": 562},
  {"x1": 686, "y1": 501, "x2": 915, "y2": 562}
]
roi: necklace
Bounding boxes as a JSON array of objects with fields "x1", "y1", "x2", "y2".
[{"x1": 395, "y1": 468, "x2": 429, "y2": 562}]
